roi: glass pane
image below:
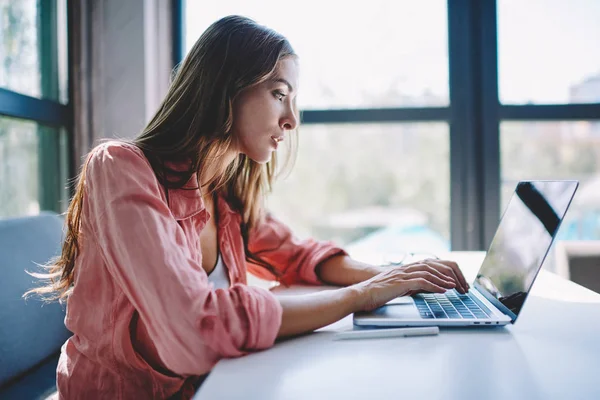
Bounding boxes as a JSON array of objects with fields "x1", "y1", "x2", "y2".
[
  {"x1": 184, "y1": 0, "x2": 449, "y2": 109},
  {"x1": 498, "y1": 0, "x2": 600, "y2": 104},
  {"x1": 0, "y1": 0, "x2": 69, "y2": 103},
  {"x1": 0, "y1": 116, "x2": 68, "y2": 218},
  {"x1": 501, "y1": 121, "x2": 600, "y2": 244},
  {"x1": 266, "y1": 123, "x2": 450, "y2": 262}
]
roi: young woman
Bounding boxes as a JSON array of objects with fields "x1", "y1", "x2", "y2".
[{"x1": 29, "y1": 15, "x2": 468, "y2": 399}]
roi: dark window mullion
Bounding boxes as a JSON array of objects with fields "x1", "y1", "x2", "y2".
[
  {"x1": 500, "y1": 104, "x2": 600, "y2": 121},
  {"x1": 478, "y1": 0, "x2": 501, "y2": 249},
  {"x1": 301, "y1": 107, "x2": 450, "y2": 124},
  {"x1": 448, "y1": 0, "x2": 483, "y2": 250},
  {"x1": 66, "y1": 0, "x2": 76, "y2": 193},
  {"x1": 0, "y1": 89, "x2": 69, "y2": 126},
  {"x1": 447, "y1": 0, "x2": 500, "y2": 251},
  {"x1": 38, "y1": 0, "x2": 61, "y2": 213},
  {"x1": 172, "y1": 0, "x2": 186, "y2": 68}
]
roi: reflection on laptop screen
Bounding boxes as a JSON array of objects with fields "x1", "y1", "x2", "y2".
[{"x1": 475, "y1": 181, "x2": 578, "y2": 317}]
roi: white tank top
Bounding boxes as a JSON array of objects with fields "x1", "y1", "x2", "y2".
[{"x1": 207, "y1": 252, "x2": 230, "y2": 289}]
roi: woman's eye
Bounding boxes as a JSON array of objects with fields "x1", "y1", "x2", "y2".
[{"x1": 273, "y1": 90, "x2": 286, "y2": 101}]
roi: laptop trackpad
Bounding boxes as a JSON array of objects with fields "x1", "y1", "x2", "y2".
[
  {"x1": 371, "y1": 302, "x2": 421, "y2": 319},
  {"x1": 385, "y1": 296, "x2": 414, "y2": 305}
]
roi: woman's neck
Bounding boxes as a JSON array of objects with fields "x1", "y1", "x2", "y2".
[{"x1": 198, "y1": 149, "x2": 238, "y2": 196}]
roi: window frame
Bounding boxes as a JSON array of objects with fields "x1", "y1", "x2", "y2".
[{"x1": 0, "y1": 0, "x2": 73, "y2": 215}]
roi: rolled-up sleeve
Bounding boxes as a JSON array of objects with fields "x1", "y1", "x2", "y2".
[
  {"x1": 246, "y1": 213, "x2": 347, "y2": 286},
  {"x1": 84, "y1": 143, "x2": 282, "y2": 376}
]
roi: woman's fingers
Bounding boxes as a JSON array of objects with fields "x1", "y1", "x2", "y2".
[
  {"x1": 357, "y1": 267, "x2": 458, "y2": 311},
  {"x1": 359, "y1": 263, "x2": 466, "y2": 310},
  {"x1": 403, "y1": 270, "x2": 456, "y2": 290},
  {"x1": 404, "y1": 259, "x2": 469, "y2": 294},
  {"x1": 422, "y1": 261, "x2": 465, "y2": 293},
  {"x1": 402, "y1": 262, "x2": 463, "y2": 293},
  {"x1": 403, "y1": 263, "x2": 455, "y2": 286},
  {"x1": 407, "y1": 277, "x2": 447, "y2": 294},
  {"x1": 433, "y1": 260, "x2": 470, "y2": 292}
]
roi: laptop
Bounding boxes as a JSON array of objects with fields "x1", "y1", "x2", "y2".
[{"x1": 353, "y1": 180, "x2": 579, "y2": 327}]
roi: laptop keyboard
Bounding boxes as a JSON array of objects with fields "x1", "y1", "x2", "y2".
[{"x1": 413, "y1": 290, "x2": 492, "y2": 319}]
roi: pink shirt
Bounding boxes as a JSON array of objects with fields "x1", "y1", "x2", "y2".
[{"x1": 57, "y1": 142, "x2": 345, "y2": 399}]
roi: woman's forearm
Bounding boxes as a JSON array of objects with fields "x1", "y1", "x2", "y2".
[
  {"x1": 276, "y1": 286, "x2": 362, "y2": 338},
  {"x1": 276, "y1": 256, "x2": 382, "y2": 339},
  {"x1": 315, "y1": 255, "x2": 382, "y2": 287}
]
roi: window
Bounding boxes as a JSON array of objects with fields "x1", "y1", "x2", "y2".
[
  {"x1": 496, "y1": 0, "x2": 600, "y2": 276},
  {"x1": 267, "y1": 123, "x2": 450, "y2": 255},
  {"x1": 0, "y1": 0, "x2": 70, "y2": 218},
  {"x1": 184, "y1": 0, "x2": 448, "y2": 109},
  {"x1": 0, "y1": 117, "x2": 69, "y2": 218},
  {"x1": 498, "y1": 0, "x2": 600, "y2": 104},
  {"x1": 501, "y1": 121, "x2": 600, "y2": 241},
  {"x1": 0, "y1": 0, "x2": 69, "y2": 103}
]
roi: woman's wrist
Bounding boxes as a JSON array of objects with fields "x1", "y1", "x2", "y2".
[
  {"x1": 316, "y1": 255, "x2": 385, "y2": 286},
  {"x1": 277, "y1": 285, "x2": 369, "y2": 338},
  {"x1": 341, "y1": 284, "x2": 369, "y2": 314}
]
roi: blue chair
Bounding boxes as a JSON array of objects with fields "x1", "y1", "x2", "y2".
[{"x1": 0, "y1": 212, "x2": 72, "y2": 399}]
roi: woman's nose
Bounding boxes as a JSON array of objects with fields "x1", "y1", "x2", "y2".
[{"x1": 281, "y1": 107, "x2": 299, "y2": 131}]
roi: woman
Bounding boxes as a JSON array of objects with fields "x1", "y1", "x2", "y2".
[{"x1": 29, "y1": 15, "x2": 468, "y2": 399}]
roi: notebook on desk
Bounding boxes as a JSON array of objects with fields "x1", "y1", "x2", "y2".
[{"x1": 353, "y1": 180, "x2": 579, "y2": 328}]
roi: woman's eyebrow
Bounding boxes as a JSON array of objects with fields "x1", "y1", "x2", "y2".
[{"x1": 269, "y1": 78, "x2": 294, "y2": 93}]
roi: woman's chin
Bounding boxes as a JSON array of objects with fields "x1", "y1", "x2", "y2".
[{"x1": 246, "y1": 151, "x2": 273, "y2": 165}]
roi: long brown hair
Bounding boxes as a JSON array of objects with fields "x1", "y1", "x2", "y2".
[{"x1": 27, "y1": 15, "x2": 298, "y2": 301}]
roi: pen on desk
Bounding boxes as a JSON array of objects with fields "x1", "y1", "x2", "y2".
[{"x1": 333, "y1": 326, "x2": 440, "y2": 341}]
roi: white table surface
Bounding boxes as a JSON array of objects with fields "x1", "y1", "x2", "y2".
[{"x1": 194, "y1": 252, "x2": 600, "y2": 400}]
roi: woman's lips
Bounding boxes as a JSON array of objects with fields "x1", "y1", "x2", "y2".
[{"x1": 271, "y1": 136, "x2": 284, "y2": 148}]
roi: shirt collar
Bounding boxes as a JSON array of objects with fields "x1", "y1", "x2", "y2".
[
  {"x1": 167, "y1": 185, "x2": 205, "y2": 220},
  {"x1": 167, "y1": 175, "x2": 239, "y2": 224},
  {"x1": 159, "y1": 159, "x2": 201, "y2": 220}
]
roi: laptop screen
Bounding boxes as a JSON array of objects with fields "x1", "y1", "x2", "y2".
[{"x1": 474, "y1": 180, "x2": 579, "y2": 321}]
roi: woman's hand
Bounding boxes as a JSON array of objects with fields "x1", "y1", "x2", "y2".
[
  {"x1": 398, "y1": 258, "x2": 470, "y2": 295},
  {"x1": 352, "y1": 259, "x2": 470, "y2": 312}
]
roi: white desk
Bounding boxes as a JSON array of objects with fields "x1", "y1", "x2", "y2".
[{"x1": 194, "y1": 252, "x2": 600, "y2": 400}]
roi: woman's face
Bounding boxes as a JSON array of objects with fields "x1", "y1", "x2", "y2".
[{"x1": 231, "y1": 57, "x2": 299, "y2": 164}]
